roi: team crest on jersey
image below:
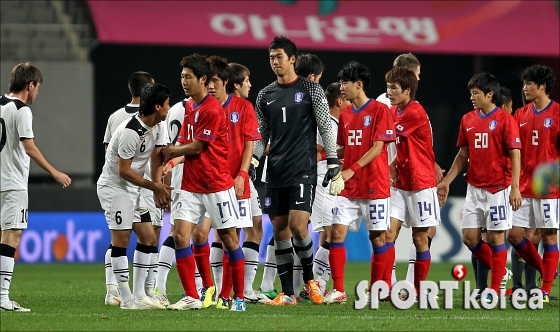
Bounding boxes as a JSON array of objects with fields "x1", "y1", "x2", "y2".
[
  {"x1": 194, "y1": 111, "x2": 199, "y2": 123},
  {"x1": 489, "y1": 120, "x2": 498, "y2": 131},
  {"x1": 264, "y1": 197, "x2": 272, "y2": 207},
  {"x1": 363, "y1": 116, "x2": 372, "y2": 128},
  {"x1": 544, "y1": 117, "x2": 553, "y2": 128},
  {"x1": 230, "y1": 112, "x2": 240, "y2": 123},
  {"x1": 295, "y1": 92, "x2": 304, "y2": 104}
]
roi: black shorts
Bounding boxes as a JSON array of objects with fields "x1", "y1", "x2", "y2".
[{"x1": 263, "y1": 184, "x2": 316, "y2": 216}]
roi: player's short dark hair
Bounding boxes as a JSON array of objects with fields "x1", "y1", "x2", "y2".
[
  {"x1": 520, "y1": 64, "x2": 556, "y2": 95},
  {"x1": 208, "y1": 55, "x2": 231, "y2": 84},
  {"x1": 226, "y1": 63, "x2": 250, "y2": 94},
  {"x1": 499, "y1": 87, "x2": 512, "y2": 107},
  {"x1": 337, "y1": 61, "x2": 371, "y2": 89},
  {"x1": 385, "y1": 66, "x2": 418, "y2": 100},
  {"x1": 269, "y1": 36, "x2": 298, "y2": 59},
  {"x1": 139, "y1": 83, "x2": 170, "y2": 116},
  {"x1": 467, "y1": 72, "x2": 500, "y2": 104},
  {"x1": 180, "y1": 54, "x2": 211, "y2": 86},
  {"x1": 128, "y1": 71, "x2": 154, "y2": 98},
  {"x1": 295, "y1": 53, "x2": 324, "y2": 78},
  {"x1": 325, "y1": 82, "x2": 343, "y2": 108},
  {"x1": 393, "y1": 53, "x2": 420, "y2": 71},
  {"x1": 9, "y1": 62, "x2": 43, "y2": 93}
]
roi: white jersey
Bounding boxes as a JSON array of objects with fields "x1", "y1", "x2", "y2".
[
  {"x1": 0, "y1": 95, "x2": 34, "y2": 191},
  {"x1": 317, "y1": 114, "x2": 339, "y2": 180},
  {"x1": 97, "y1": 115, "x2": 168, "y2": 189},
  {"x1": 167, "y1": 99, "x2": 187, "y2": 191},
  {"x1": 376, "y1": 92, "x2": 396, "y2": 164}
]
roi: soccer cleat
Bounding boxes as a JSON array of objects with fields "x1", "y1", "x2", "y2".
[
  {"x1": 507, "y1": 285, "x2": 525, "y2": 301},
  {"x1": 264, "y1": 292, "x2": 297, "y2": 305},
  {"x1": 297, "y1": 289, "x2": 311, "y2": 304},
  {"x1": 258, "y1": 288, "x2": 279, "y2": 300},
  {"x1": 537, "y1": 269, "x2": 559, "y2": 287},
  {"x1": 500, "y1": 268, "x2": 513, "y2": 290},
  {"x1": 152, "y1": 293, "x2": 170, "y2": 307},
  {"x1": 104, "y1": 293, "x2": 122, "y2": 306},
  {"x1": 0, "y1": 300, "x2": 31, "y2": 312},
  {"x1": 215, "y1": 296, "x2": 230, "y2": 309},
  {"x1": 167, "y1": 296, "x2": 202, "y2": 310},
  {"x1": 305, "y1": 279, "x2": 324, "y2": 305},
  {"x1": 244, "y1": 290, "x2": 269, "y2": 304},
  {"x1": 121, "y1": 297, "x2": 158, "y2": 310},
  {"x1": 542, "y1": 290, "x2": 550, "y2": 303},
  {"x1": 199, "y1": 285, "x2": 215, "y2": 308},
  {"x1": 324, "y1": 289, "x2": 347, "y2": 304},
  {"x1": 230, "y1": 297, "x2": 247, "y2": 312}
]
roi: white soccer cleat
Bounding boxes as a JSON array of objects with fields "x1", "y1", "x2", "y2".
[
  {"x1": 104, "y1": 293, "x2": 122, "y2": 306},
  {"x1": 244, "y1": 290, "x2": 268, "y2": 304},
  {"x1": 167, "y1": 296, "x2": 202, "y2": 310},
  {"x1": 120, "y1": 297, "x2": 157, "y2": 310},
  {"x1": 324, "y1": 289, "x2": 347, "y2": 304},
  {"x1": 141, "y1": 296, "x2": 166, "y2": 309},
  {"x1": 152, "y1": 293, "x2": 170, "y2": 307},
  {"x1": 230, "y1": 297, "x2": 247, "y2": 312},
  {"x1": 500, "y1": 268, "x2": 513, "y2": 290},
  {"x1": 0, "y1": 300, "x2": 31, "y2": 312}
]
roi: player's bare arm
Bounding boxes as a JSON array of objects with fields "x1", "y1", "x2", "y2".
[
  {"x1": 508, "y1": 148, "x2": 522, "y2": 211},
  {"x1": 22, "y1": 138, "x2": 72, "y2": 188},
  {"x1": 435, "y1": 162, "x2": 446, "y2": 184},
  {"x1": 235, "y1": 140, "x2": 253, "y2": 199},
  {"x1": 437, "y1": 146, "x2": 469, "y2": 206},
  {"x1": 389, "y1": 153, "x2": 398, "y2": 184},
  {"x1": 162, "y1": 156, "x2": 185, "y2": 177},
  {"x1": 117, "y1": 157, "x2": 171, "y2": 208},
  {"x1": 161, "y1": 139, "x2": 207, "y2": 161},
  {"x1": 341, "y1": 140, "x2": 385, "y2": 182}
]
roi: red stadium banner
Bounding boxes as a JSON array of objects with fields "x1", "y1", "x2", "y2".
[{"x1": 88, "y1": 0, "x2": 559, "y2": 56}]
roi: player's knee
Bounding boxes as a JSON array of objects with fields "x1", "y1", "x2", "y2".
[
  {"x1": 174, "y1": 232, "x2": 191, "y2": 247},
  {"x1": 191, "y1": 229, "x2": 208, "y2": 244}
]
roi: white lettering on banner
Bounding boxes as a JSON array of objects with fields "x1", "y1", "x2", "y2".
[
  {"x1": 209, "y1": 14, "x2": 439, "y2": 45},
  {"x1": 66, "y1": 220, "x2": 85, "y2": 261}
]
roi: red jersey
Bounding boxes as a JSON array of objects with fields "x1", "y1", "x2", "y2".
[
  {"x1": 514, "y1": 100, "x2": 560, "y2": 198},
  {"x1": 457, "y1": 107, "x2": 521, "y2": 193},
  {"x1": 392, "y1": 100, "x2": 436, "y2": 191},
  {"x1": 178, "y1": 94, "x2": 233, "y2": 193},
  {"x1": 337, "y1": 99, "x2": 396, "y2": 199},
  {"x1": 224, "y1": 95, "x2": 261, "y2": 199}
]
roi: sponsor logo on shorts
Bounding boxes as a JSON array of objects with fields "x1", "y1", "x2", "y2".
[{"x1": 264, "y1": 197, "x2": 271, "y2": 207}]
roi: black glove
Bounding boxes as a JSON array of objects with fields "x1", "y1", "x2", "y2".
[{"x1": 249, "y1": 155, "x2": 259, "y2": 182}]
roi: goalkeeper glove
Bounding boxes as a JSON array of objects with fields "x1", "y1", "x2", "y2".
[
  {"x1": 249, "y1": 155, "x2": 259, "y2": 182},
  {"x1": 322, "y1": 163, "x2": 344, "y2": 196}
]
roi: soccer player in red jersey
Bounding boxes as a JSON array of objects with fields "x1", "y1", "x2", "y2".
[
  {"x1": 385, "y1": 66, "x2": 440, "y2": 298},
  {"x1": 325, "y1": 61, "x2": 396, "y2": 304},
  {"x1": 162, "y1": 54, "x2": 247, "y2": 312},
  {"x1": 437, "y1": 72, "x2": 522, "y2": 301},
  {"x1": 507, "y1": 64, "x2": 559, "y2": 302}
]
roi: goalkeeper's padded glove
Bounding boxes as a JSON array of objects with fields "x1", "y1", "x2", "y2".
[
  {"x1": 249, "y1": 155, "x2": 259, "y2": 182},
  {"x1": 322, "y1": 163, "x2": 344, "y2": 196}
]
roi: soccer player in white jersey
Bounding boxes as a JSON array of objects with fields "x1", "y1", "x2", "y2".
[
  {"x1": 312, "y1": 82, "x2": 349, "y2": 294},
  {"x1": 101, "y1": 71, "x2": 164, "y2": 306},
  {"x1": 0, "y1": 63, "x2": 72, "y2": 312},
  {"x1": 97, "y1": 83, "x2": 172, "y2": 310},
  {"x1": 376, "y1": 54, "x2": 443, "y2": 287}
]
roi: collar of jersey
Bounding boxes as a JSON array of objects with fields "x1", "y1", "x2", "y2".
[
  {"x1": 397, "y1": 100, "x2": 414, "y2": 115},
  {"x1": 134, "y1": 114, "x2": 152, "y2": 129},
  {"x1": 222, "y1": 94, "x2": 232, "y2": 108},
  {"x1": 352, "y1": 98, "x2": 373, "y2": 114},
  {"x1": 532, "y1": 100, "x2": 554, "y2": 114},
  {"x1": 193, "y1": 94, "x2": 210, "y2": 109},
  {"x1": 278, "y1": 76, "x2": 299, "y2": 86},
  {"x1": 125, "y1": 103, "x2": 139, "y2": 113},
  {"x1": 478, "y1": 106, "x2": 498, "y2": 119}
]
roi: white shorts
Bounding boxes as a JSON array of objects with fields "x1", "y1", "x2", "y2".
[
  {"x1": 249, "y1": 180, "x2": 262, "y2": 218},
  {"x1": 98, "y1": 185, "x2": 141, "y2": 230},
  {"x1": 237, "y1": 198, "x2": 253, "y2": 228},
  {"x1": 462, "y1": 184, "x2": 512, "y2": 231},
  {"x1": 390, "y1": 187, "x2": 440, "y2": 228},
  {"x1": 172, "y1": 187, "x2": 241, "y2": 230},
  {"x1": 332, "y1": 196, "x2": 390, "y2": 232},
  {"x1": 141, "y1": 189, "x2": 163, "y2": 227},
  {"x1": 310, "y1": 176, "x2": 336, "y2": 232},
  {"x1": 1, "y1": 190, "x2": 28, "y2": 231},
  {"x1": 512, "y1": 197, "x2": 559, "y2": 229}
]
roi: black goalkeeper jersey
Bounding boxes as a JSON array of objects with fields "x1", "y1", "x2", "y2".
[{"x1": 255, "y1": 76, "x2": 337, "y2": 188}]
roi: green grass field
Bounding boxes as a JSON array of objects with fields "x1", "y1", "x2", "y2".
[{"x1": 0, "y1": 262, "x2": 558, "y2": 331}]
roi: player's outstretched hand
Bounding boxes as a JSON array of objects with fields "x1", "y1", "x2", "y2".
[
  {"x1": 53, "y1": 171, "x2": 72, "y2": 188},
  {"x1": 162, "y1": 163, "x2": 172, "y2": 177},
  {"x1": 248, "y1": 155, "x2": 259, "y2": 182},
  {"x1": 153, "y1": 183, "x2": 173, "y2": 209},
  {"x1": 323, "y1": 164, "x2": 344, "y2": 196},
  {"x1": 436, "y1": 181, "x2": 449, "y2": 207},
  {"x1": 389, "y1": 164, "x2": 398, "y2": 186},
  {"x1": 509, "y1": 187, "x2": 522, "y2": 211}
]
